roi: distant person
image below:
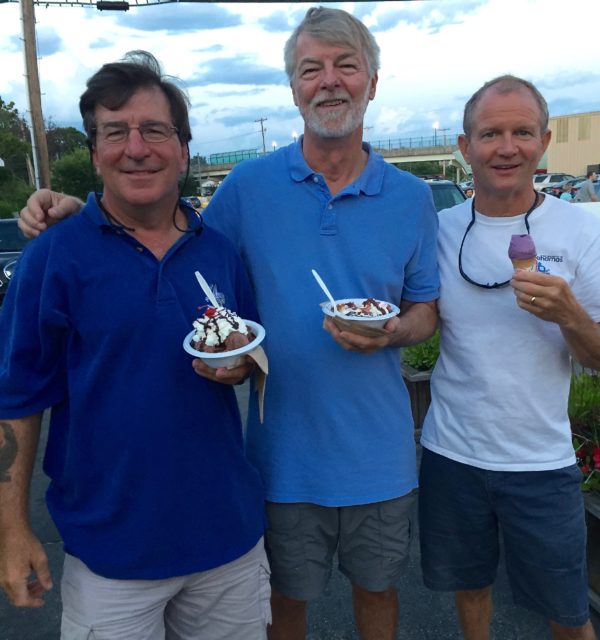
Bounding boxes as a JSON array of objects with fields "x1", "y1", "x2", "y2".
[
  {"x1": 464, "y1": 187, "x2": 474, "y2": 198},
  {"x1": 420, "y1": 74, "x2": 600, "y2": 640},
  {"x1": 19, "y1": 8, "x2": 439, "y2": 640},
  {"x1": 560, "y1": 182, "x2": 574, "y2": 201},
  {"x1": 0, "y1": 52, "x2": 269, "y2": 639},
  {"x1": 574, "y1": 170, "x2": 598, "y2": 202}
]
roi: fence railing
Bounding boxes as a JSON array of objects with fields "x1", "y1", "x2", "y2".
[
  {"x1": 369, "y1": 133, "x2": 459, "y2": 151},
  {"x1": 204, "y1": 133, "x2": 461, "y2": 166}
]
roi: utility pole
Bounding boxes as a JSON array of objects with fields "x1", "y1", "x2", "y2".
[
  {"x1": 255, "y1": 117, "x2": 267, "y2": 155},
  {"x1": 19, "y1": 118, "x2": 35, "y2": 186},
  {"x1": 20, "y1": 0, "x2": 51, "y2": 188}
]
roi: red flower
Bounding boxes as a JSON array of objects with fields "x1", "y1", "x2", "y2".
[
  {"x1": 576, "y1": 448, "x2": 587, "y2": 459},
  {"x1": 582, "y1": 464, "x2": 591, "y2": 474}
]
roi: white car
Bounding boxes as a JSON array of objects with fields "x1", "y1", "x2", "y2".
[{"x1": 533, "y1": 173, "x2": 574, "y2": 191}]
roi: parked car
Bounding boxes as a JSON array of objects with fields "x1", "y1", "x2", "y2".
[
  {"x1": 0, "y1": 218, "x2": 30, "y2": 306},
  {"x1": 425, "y1": 179, "x2": 467, "y2": 212},
  {"x1": 533, "y1": 173, "x2": 575, "y2": 191},
  {"x1": 541, "y1": 176, "x2": 586, "y2": 198},
  {"x1": 459, "y1": 179, "x2": 474, "y2": 191}
]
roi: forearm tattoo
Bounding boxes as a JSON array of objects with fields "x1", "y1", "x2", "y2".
[{"x1": 0, "y1": 422, "x2": 18, "y2": 482}]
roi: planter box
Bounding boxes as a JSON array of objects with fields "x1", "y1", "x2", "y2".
[
  {"x1": 401, "y1": 362, "x2": 432, "y2": 440},
  {"x1": 585, "y1": 493, "x2": 600, "y2": 613}
]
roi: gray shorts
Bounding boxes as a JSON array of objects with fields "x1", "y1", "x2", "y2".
[
  {"x1": 60, "y1": 538, "x2": 271, "y2": 640},
  {"x1": 265, "y1": 493, "x2": 416, "y2": 600}
]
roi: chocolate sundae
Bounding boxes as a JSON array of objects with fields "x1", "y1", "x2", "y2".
[
  {"x1": 334, "y1": 298, "x2": 393, "y2": 317},
  {"x1": 191, "y1": 307, "x2": 255, "y2": 353}
]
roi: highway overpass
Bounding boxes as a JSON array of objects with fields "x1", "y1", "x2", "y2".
[{"x1": 192, "y1": 135, "x2": 472, "y2": 187}]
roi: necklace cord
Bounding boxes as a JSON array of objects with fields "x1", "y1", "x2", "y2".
[{"x1": 458, "y1": 190, "x2": 540, "y2": 289}]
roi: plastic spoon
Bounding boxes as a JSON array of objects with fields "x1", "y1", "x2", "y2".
[
  {"x1": 311, "y1": 269, "x2": 338, "y2": 316},
  {"x1": 195, "y1": 271, "x2": 219, "y2": 308}
]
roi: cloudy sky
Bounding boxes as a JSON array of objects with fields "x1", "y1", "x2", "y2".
[{"x1": 0, "y1": 0, "x2": 599, "y2": 159}]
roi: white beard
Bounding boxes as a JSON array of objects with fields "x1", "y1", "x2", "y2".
[{"x1": 299, "y1": 83, "x2": 372, "y2": 139}]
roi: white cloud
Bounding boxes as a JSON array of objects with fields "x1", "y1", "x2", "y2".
[{"x1": 0, "y1": 0, "x2": 598, "y2": 158}]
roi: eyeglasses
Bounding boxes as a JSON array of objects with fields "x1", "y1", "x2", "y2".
[
  {"x1": 93, "y1": 121, "x2": 179, "y2": 144},
  {"x1": 458, "y1": 191, "x2": 539, "y2": 290}
]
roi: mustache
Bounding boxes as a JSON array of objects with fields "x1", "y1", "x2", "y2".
[{"x1": 310, "y1": 91, "x2": 351, "y2": 107}]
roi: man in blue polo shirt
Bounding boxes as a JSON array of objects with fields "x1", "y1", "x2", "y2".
[
  {"x1": 199, "y1": 9, "x2": 439, "y2": 639},
  {"x1": 0, "y1": 53, "x2": 269, "y2": 639},
  {"x1": 18, "y1": 9, "x2": 439, "y2": 639}
]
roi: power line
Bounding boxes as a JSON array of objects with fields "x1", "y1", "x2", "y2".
[{"x1": 254, "y1": 117, "x2": 267, "y2": 155}]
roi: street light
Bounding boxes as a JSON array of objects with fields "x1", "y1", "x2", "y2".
[{"x1": 432, "y1": 121, "x2": 439, "y2": 146}]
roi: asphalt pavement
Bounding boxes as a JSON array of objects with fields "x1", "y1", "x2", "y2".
[{"x1": 1, "y1": 388, "x2": 599, "y2": 639}]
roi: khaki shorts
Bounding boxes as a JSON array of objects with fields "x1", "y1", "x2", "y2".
[
  {"x1": 265, "y1": 493, "x2": 416, "y2": 600},
  {"x1": 60, "y1": 538, "x2": 271, "y2": 640}
]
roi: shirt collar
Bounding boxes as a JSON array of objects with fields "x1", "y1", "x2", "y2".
[
  {"x1": 84, "y1": 192, "x2": 203, "y2": 234},
  {"x1": 288, "y1": 136, "x2": 385, "y2": 197}
]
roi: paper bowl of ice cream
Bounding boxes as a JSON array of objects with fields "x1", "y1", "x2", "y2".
[
  {"x1": 183, "y1": 318, "x2": 265, "y2": 369},
  {"x1": 321, "y1": 297, "x2": 400, "y2": 333}
]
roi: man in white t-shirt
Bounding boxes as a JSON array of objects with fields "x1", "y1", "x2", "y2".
[{"x1": 419, "y1": 75, "x2": 600, "y2": 640}]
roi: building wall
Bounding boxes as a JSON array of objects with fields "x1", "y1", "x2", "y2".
[{"x1": 548, "y1": 111, "x2": 600, "y2": 175}]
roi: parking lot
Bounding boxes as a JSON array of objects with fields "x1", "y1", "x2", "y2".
[{"x1": 1, "y1": 389, "x2": 599, "y2": 640}]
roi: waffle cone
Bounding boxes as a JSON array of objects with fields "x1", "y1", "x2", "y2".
[{"x1": 511, "y1": 257, "x2": 537, "y2": 272}]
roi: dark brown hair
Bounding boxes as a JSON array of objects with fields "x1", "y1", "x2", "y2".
[{"x1": 80, "y1": 50, "x2": 191, "y2": 145}]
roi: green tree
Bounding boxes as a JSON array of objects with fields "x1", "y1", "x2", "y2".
[
  {"x1": 396, "y1": 161, "x2": 444, "y2": 178},
  {"x1": 0, "y1": 166, "x2": 34, "y2": 219},
  {"x1": 0, "y1": 97, "x2": 31, "y2": 184},
  {"x1": 46, "y1": 120, "x2": 87, "y2": 161},
  {"x1": 51, "y1": 148, "x2": 98, "y2": 201},
  {"x1": 0, "y1": 97, "x2": 25, "y2": 137},
  {"x1": 179, "y1": 172, "x2": 198, "y2": 197}
]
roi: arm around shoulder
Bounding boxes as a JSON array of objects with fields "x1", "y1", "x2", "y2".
[{"x1": 19, "y1": 189, "x2": 84, "y2": 238}]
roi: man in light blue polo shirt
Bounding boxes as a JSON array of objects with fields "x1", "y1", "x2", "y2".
[{"x1": 202, "y1": 9, "x2": 438, "y2": 639}]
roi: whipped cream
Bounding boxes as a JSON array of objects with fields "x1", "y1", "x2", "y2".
[{"x1": 192, "y1": 307, "x2": 249, "y2": 348}]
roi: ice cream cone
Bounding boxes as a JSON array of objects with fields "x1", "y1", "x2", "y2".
[{"x1": 508, "y1": 234, "x2": 537, "y2": 272}]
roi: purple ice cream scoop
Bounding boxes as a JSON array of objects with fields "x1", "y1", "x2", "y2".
[{"x1": 508, "y1": 234, "x2": 537, "y2": 260}]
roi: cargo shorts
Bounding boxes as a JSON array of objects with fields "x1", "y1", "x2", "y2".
[{"x1": 265, "y1": 493, "x2": 416, "y2": 601}]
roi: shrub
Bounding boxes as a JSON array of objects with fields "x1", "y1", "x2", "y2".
[{"x1": 402, "y1": 331, "x2": 440, "y2": 371}]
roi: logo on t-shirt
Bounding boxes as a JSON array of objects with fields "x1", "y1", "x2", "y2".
[{"x1": 537, "y1": 254, "x2": 563, "y2": 274}]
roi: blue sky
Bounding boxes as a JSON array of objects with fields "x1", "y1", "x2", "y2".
[{"x1": 1, "y1": 0, "x2": 599, "y2": 159}]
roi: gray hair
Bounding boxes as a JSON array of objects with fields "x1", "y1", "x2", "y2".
[
  {"x1": 463, "y1": 74, "x2": 549, "y2": 137},
  {"x1": 284, "y1": 6, "x2": 380, "y2": 83}
]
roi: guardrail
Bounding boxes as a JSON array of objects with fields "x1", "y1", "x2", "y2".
[
  {"x1": 370, "y1": 133, "x2": 459, "y2": 151},
  {"x1": 204, "y1": 134, "x2": 462, "y2": 166}
]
